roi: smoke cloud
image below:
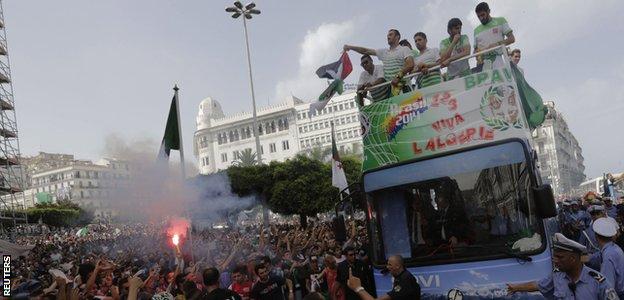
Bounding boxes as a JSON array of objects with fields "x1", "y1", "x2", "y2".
[{"x1": 100, "y1": 133, "x2": 257, "y2": 225}]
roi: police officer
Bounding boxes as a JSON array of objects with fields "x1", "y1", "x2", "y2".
[
  {"x1": 594, "y1": 217, "x2": 624, "y2": 298},
  {"x1": 507, "y1": 233, "x2": 619, "y2": 299},
  {"x1": 347, "y1": 255, "x2": 420, "y2": 300},
  {"x1": 604, "y1": 197, "x2": 619, "y2": 219},
  {"x1": 581, "y1": 202, "x2": 607, "y2": 269}
]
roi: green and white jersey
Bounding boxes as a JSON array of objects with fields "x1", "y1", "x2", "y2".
[
  {"x1": 414, "y1": 48, "x2": 442, "y2": 88},
  {"x1": 474, "y1": 17, "x2": 512, "y2": 60},
  {"x1": 439, "y1": 34, "x2": 471, "y2": 78},
  {"x1": 375, "y1": 46, "x2": 412, "y2": 81}
]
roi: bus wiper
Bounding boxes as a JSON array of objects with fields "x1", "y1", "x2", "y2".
[{"x1": 454, "y1": 245, "x2": 533, "y2": 262}]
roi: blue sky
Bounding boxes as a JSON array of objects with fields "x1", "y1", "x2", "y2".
[{"x1": 5, "y1": 0, "x2": 624, "y2": 178}]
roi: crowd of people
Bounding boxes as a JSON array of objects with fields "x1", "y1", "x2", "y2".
[{"x1": 8, "y1": 218, "x2": 380, "y2": 300}]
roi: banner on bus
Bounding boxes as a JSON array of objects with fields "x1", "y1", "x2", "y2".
[{"x1": 360, "y1": 66, "x2": 531, "y2": 172}]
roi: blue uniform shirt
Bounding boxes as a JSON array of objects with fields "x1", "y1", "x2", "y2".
[
  {"x1": 580, "y1": 225, "x2": 600, "y2": 254},
  {"x1": 538, "y1": 265, "x2": 619, "y2": 300},
  {"x1": 605, "y1": 206, "x2": 618, "y2": 219},
  {"x1": 600, "y1": 242, "x2": 624, "y2": 297}
]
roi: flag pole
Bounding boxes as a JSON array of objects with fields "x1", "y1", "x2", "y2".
[
  {"x1": 173, "y1": 84, "x2": 195, "y2": 262},
  {"x1": 173, "y1": 84, "x2": 186, "y2": 179}
]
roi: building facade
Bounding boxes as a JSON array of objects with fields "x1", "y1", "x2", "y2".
[
  {"x1": 2, "y1": 152, "x2": 130, "y2": 217},
  {"x1": 194, "y1": 92, "x2": 362, "y2": 174},
  {"x1": 532, "y1": 101, "x2": 586, "y2": 197}
]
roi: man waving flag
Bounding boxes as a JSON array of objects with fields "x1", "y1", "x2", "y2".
[{"x1": 331, "y1": 122, "x2": 349, "y2": 194}]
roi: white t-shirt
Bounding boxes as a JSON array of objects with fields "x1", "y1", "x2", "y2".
[
  {"x1": 375, "y1": 46, "x2": 412, "y2": 81},
  {"x1": 358, "y1": 65, "x2": 388, "y2": 101},
  {"x1": 414, "y1": 47, "x2": 440, "y2": 66},
  {"x1": 474, "y1": 17, "x2": 512, "y2": 69},
  {"x1": 358, "y1": 64, "x2": 384, "y2": 86}
]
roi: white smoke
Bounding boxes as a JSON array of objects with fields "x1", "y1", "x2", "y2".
[{"x1": 100, "y1": 133, "x2": 256, "y2": 224}]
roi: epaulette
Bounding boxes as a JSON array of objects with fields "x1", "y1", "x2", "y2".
[
  {"x1": 553, "y1": 267, "x2": 561, "y2": 273},
  {"x1": 588, "y1": 270, "x2": 606, "y2": 283}
]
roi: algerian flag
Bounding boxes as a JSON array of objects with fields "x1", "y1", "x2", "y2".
[
  {"x1": 511, "y1": 63, "x2": 547, "y2": 129},
  {"x1": 158, "y1": 86, "x2": 181, "y2": 159},
  {"x1": 76, "y1": 227, "x2": 88, "y2": 237},
  {"x1": 331, "y1": 123, "x2": 349, "y2": 193},
  {"x1": 310, "y1": 52, "x2": 353, "y2": 115}
]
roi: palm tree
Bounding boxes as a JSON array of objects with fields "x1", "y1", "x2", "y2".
[
  {"x1": 304, "y1": 142, "x2": 332, "y2": 162},
  {"x1": 232, "y1": 148, "x2": 258, "y2": 167}
]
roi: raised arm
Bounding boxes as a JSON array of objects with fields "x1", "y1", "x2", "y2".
[
  {"x1": 440, "y1": 35, "x2": 470, "y2": 66},
  {"x1": 219, "y1": 240, "x2": 241, "y2": 271},
  {"x1": 344, "y1": 45, "x2": 376, "y2": 56}
]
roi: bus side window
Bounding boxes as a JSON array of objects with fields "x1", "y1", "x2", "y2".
[{"x1": 377, "y1": 190, "x2": 412, "y2": 258}]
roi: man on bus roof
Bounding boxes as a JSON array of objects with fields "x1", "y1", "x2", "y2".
[
  {"x1": 356, "y1": 54, "x2": 389, "y2": 106},
  {"x1": 506, "y1": 233, "x2": 618, "y2": 299},
  {"x1": 473, "y1": 2, "x2": 515, "y2": 70},
  {"x1": 344, "y1": 29, "x2": 415, "y2": 96},
  {"x1": 439, "y1": 18, "x2": 471, "y2": 80}
]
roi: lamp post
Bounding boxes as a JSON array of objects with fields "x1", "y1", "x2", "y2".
[{"x1": 226, "y1": 1, "x2": 263, "y2": 164}]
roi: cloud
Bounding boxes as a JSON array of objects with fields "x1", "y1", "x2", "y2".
[
  {"x1": 544, "y1": 62, "x2": 624, "y2": 178},
  {"x1": 275, "y1": 20, "x2": 356, "y2": 102}
]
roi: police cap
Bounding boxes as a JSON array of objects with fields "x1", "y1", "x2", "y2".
[
  {"x1": 552, "y1": 232, "x2": 587, "y2": 254},
  {"x1": 592, "y1": 217, "x2": 618, "y2": 238}
]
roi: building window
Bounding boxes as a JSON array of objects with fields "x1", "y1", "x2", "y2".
[
  {"x1": 314, "y1": 123, "x2": 319, "y2": 130},
  {"x1": 282, "y1": 140, "x2": 289, "y2": 150},
  {"x1": 221, "y1": 153, "x2": 228, "y2": 162},
  {"x1": 339, "y1": 104, "x2": 344, "y2": 110},
  {"x1": 299, "y1": 127, "x2": 303, "y2": 133},
  {"x1": 301, "y1": 141, "x2": 305, "y2": 148},
  {"x1": 233, "y1": 151, "x2": 240, "y2": 160},
  {"x1": 269, "y1": 143, "x2": 277, "y2": 153},
  {"x1": 328, "y1": 106, "x2": 333, "y2": 113}
]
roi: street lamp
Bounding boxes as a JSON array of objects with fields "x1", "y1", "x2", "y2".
[{"x1": 225, "y1": 2, "x2": 263, "y2": 164}]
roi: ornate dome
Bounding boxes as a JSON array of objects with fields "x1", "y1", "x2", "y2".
[{"x1": 196, "y1": 97, "x2": 224, "y2": 129}]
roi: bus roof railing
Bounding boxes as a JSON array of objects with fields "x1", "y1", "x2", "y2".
[{"x1": 362, "y1": 45, "x2": 508, "y2": 92}]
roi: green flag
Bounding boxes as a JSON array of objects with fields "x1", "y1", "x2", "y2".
[
  {"x1": 511, "y1": 64, "x2": 547, "y2": 129},
  {"x1": 159, "y1": 87, "x2": 181, "y2": 158}
]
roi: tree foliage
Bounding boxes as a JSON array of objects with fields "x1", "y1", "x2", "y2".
[
  {"x1": 25, "y1": 199, "x2": 93, "y2": 227},
  {"x1": 226, "y1": 154, "x2": 364, "y2": 225},
  {"x1": 231, "y1": 148, "x2": 258, "y2": 167}
]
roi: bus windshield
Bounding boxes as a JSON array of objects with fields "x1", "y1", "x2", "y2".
[{"x1": 363, "y1": 141, "x2": 544, "y2": 265}]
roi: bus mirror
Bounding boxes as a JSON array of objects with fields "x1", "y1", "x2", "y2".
[
  {"x1": 332, "y1": 215, "x2": 347, "y2": 242},
  {"x1": 533, "y1": 184, "x2": 557, "y2": 218}
]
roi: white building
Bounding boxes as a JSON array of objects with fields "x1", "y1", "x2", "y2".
[
  {"x1": 532, "y1": 101, "x2": 586, "y2": 198},
  {"x1": 2, "y1": 152, "x2": 131, "y2": 217},
  {"x1": 194, "y1": 92, "x2": 362, "y2": 174}
]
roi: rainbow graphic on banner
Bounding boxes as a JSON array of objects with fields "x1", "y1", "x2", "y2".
[{"x1": 384, "y1": 92, "x2": 429, "y2": 140}]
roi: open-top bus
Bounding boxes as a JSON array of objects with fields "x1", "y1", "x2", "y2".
[{"x1": 355, "y1": 49, "x2": 558, "y2": 299}]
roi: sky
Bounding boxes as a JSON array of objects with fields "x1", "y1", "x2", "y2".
[{"x1": 4, "y1": 0, "x2": 624, "y2": 179}]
